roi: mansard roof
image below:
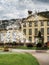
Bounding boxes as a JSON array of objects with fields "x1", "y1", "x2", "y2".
[{"x1": 37, "y1": 11, "x2": 49, "y2": 18}]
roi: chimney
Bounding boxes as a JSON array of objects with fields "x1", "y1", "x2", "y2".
[{"x1": 28, "y1": 11, "x2": 32, "y2": 16}]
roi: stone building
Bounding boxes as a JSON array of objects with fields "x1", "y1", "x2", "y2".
[{"x1": 22, "y1": 11, "x2": 49, "y2": 43}]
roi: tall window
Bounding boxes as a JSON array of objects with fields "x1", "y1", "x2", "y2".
[
  {"x1": 47, "y1": 36, "x2": 49, "y2": 42},
  {"x1": 41, "y1": 21, "x2": 44, "y2": 26},
  {"x1": 29, "y1": 36, "x2": 32, "y2": 42},
  {"x1": 29, "y1": 29, "x2": 32, "y2": 35},
  {"x1": 41, "y1": 28, "x2": 44, "y2": 35},
  {"x1": 29, "y1": 21, "x2": 32, "y2": 27},
  {"x1": 34, "y1": 21, "x2": 38, "y2": 26},
  {"x1": 47, "y1": 28, "x2": 49, "y2": 34},
  {"x1": 47, "y1": 21, "x2": 49, "y2": 26},
  {"x1": 23, "y1": 23, "x2": 26, "y2": 27},
  {"x1": 35, "y1": 28, "x2": 38, "y2": 36},
  {"x1": 23, "y1": 29, "x2": 26, "y2": 35}
]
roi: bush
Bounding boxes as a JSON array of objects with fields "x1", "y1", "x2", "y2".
[
  {"x1": 18, "y1": 43, "x2": 24, "y2": 46},
  {"x1": 12, "y1": 42, "x2": 16, "y2": 45},
  {"x1": 36, "y1": 43, "x2": 42, "y2": 47},
  {"x1": 26, "y1": 43, "x2": 33, "y2": 47},
  {"x1": 0, "y1": 43, "x2": 4, "y2": 46}
]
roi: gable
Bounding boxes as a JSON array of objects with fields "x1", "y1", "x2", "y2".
[{"x1": 26, "y1": 15, "x2": 49, "y2": 22}]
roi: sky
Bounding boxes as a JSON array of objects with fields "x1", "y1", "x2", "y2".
[{"x1": 0, "y1": 0, "x2": 49, "y2": 20}]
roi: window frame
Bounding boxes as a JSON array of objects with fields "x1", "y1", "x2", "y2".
[
  {"x1": 41, "y1": 28, "x2": 44, "y2": 35},
  {"x1": 29, "y1": 36, "x2": 32, "y2": 42},
  {"x1": 34, "y1": 21, "x2": 38, "y2": 27},
  {"x1": 29, "y1": 21, "x2": 32, "y2": 27},
  {"x1": 29, "y1": 29, "x2": 32, "y2": 35},
  {"x1": 47, "y1": 28, "x2": 49, "y2": 34},
  {"x1": 23, "y1": 29, "x2": 26, "y2": 35},
  {"x1": 47, "y1": 21, "x2": 49, "y2": 26},
  {"x1": 35, "y1": 28, "x2": 38, "y2": 36}
]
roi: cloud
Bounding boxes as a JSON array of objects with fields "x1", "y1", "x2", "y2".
[
  {"x1": 36, "y1": 0, "x2": 49, "y2": 3},
  {"x1": 31, "y1": 0, "x2": 49, "y2": 4},
  {"x1": 0, "y1": 0, "x2": 49, "y2": 20}
]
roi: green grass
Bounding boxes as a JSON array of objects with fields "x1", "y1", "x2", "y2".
[{"x1": 0, "y1": 53, "x2": 39, "y2": 65}]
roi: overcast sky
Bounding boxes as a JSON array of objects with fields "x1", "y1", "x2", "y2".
[{"x1": 0, "y1": 0, "x2": 49, "y2": 20}]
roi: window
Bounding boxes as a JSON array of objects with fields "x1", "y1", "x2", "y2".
[
  {"x1": 0, "y1": 21, "x2": 2, "y2": 24},
  {"x1": 34, "y1": 21, "x2": 38, "y2": 26},
  {"x1": 23, "y1": 29, "x2": 26, "y2": 35},
  {"x1": 47, "y1": 21, "x2": 49, "y2": 26},
  {"x1": 29, "y1": 29, "x2": 32, "y2": 35},
  {"x1": 41, "y1": 21, "x2": 44, "y2": 26},
  {"x1": 23, "y1": 23, "x2": 26, "y2": 27},
  {"x1": 47, "y1": 36, "x2": 49, "y2": 42},
  {"x1": 29, "y1": 21, "x2": 32, "y2": 27},
  {"x1": 47, "y1": 28, "x2": 49, "y2": 34},
  {"x1": 35, "y1": 28, "x2": 38, "y2": 35},
  {"x1": 29, "y1": 36, "x2": 32, "y2": 42},
  {"x1": 41, "y1": 28, "x2": 44, "y2": 35},
  {"x1": 0, "y1": 25, "x2": 2, "y2": 29}
]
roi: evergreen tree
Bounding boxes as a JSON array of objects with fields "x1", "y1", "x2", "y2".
[{"x1": 38, "y1": 31, "x2": 42, "y2": 38}]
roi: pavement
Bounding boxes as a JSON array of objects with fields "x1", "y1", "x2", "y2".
[
  {"x1": 11, "y1": 49, "x2": 49, "y2": 65},
  {"x1": 32, "y1": 53, "x2": 49, "y2": 65}
]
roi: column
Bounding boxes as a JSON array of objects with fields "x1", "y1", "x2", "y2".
[
  {"x1": 32, "y1": 22, "x2": 34, "y2": 43},
  {"x1": 44, "y1": 21, "x2": 47, "y2": 43},
  {"x1": 26, "y1": 22, "x2": 29, "y2": 42},
  {"x1": 38, "y1": 21, "x2": 41, "y2": 31}
]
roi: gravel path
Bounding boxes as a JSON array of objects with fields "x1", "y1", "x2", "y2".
[
  {"x1": 32, "y1": 53, "x2": 49, "y2": 65},
  {"x1": 11, "y1": 49, "x2": 49, "y2": 65}
]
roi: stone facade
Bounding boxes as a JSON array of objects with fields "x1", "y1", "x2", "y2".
[{"x1": 22, "y1": 11, "x2": 49, "y2": 43}]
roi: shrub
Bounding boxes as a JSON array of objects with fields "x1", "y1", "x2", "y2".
[
  {"x1": 36, "y1": 43, "x2": 42, "y2": 47},
  {"x1": 26, "y1": 43, "x2": 33, "y2": 47},
  {"x1": 12, "y1": 42, "x2": 16, "y2": 45},
  {"x1": 18, "y1": 43, "x2": 24, "y2": 46},
  {"x1": 0, "y1": 43, "x2": 4, "y2": 46}
]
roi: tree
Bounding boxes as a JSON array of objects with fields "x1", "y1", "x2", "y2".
[
  {"x1": 38, "y1": 31, "x2": 42, "y2": 38},
  {"x1": 38, "y1": 31, "x2": 42, "y2": 43},
  {"x1": 37, "y1": 31, "x2": 43, "y2": 47}
]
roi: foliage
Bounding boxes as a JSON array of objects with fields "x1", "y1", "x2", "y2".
[
  {"x1": 26, "y1": 43, "x2": 33, "y2": 47},
  {"x1": 38, "y1": 31, "x2": 42, "y2": 38},
  {"x1": 37, "y1": 31, "x2": 44, "y2": 47},
  {"x1": 36, "y1": 43, "x2": 42, "y2": 47}
]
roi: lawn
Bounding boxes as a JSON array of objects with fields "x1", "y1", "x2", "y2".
[{"x1": 0, "y1": 53, "x2": 39, "y2": 65}]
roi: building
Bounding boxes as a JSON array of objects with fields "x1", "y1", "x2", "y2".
[
  {"x1": 22, "y1": 11, "x2": 49, "y2": 43},
  {"x1": 0, "y1": 19, "x2": 26, "y2": 43},
  {"x1": 0, "y1": 11, "x2": 49, "y2": 44}
]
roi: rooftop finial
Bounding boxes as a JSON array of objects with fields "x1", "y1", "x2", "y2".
[{"x1": 28, "y1": 10, "x2": 32, "y2": 16}]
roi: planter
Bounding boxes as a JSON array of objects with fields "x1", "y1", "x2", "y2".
[{"x1": 4, "y1": 45, "x2": 9, "y2": 51}]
